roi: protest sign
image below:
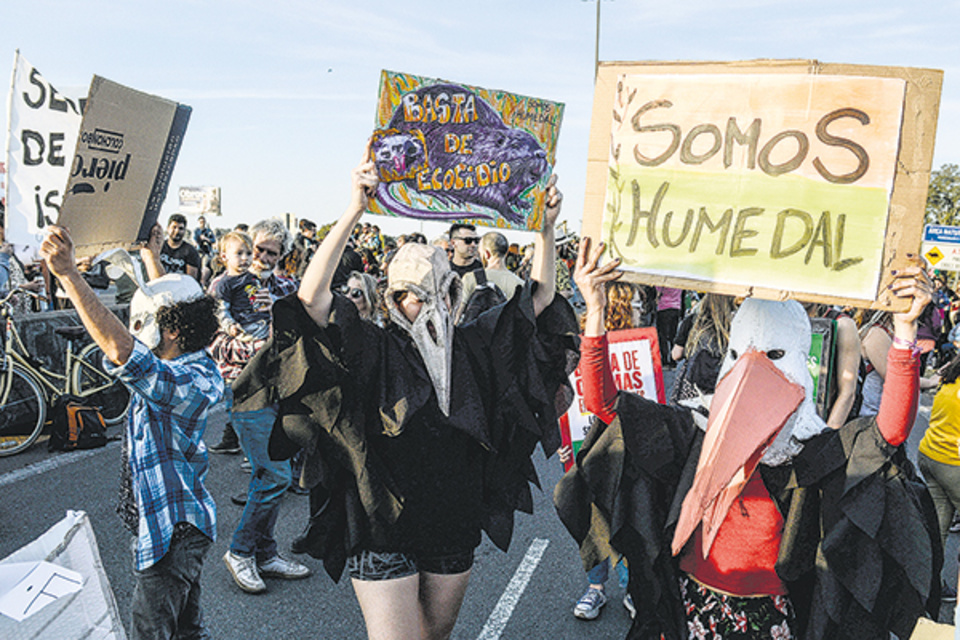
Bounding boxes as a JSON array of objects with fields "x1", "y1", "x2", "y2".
[
  {"x1": 4, "y1": 51, "x2": 84, "y2": 260},
  {"x1": 582, "y1": 61, "x2": 942, "y2": 311},
  {"x1": 559, "y1": 328, "x2": 664, "y2": 472},
  {"x1": 178, "y1": 186, "x2": 221, "y2": 216},
  {"x1": 58, "y1": 76, "x2": 191, "y2": 257},
  {"x1": 808, "y1": 318, "x2": 836, "y2": 420},
  {"x1": 367, "y1": 70, "x2": 563, "y2": 231}
]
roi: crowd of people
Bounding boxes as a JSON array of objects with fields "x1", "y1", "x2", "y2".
[{"x1": 0, "y1": 156, "x2": 958, "y2": 639}]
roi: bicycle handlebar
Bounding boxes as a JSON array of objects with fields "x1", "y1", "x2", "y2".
[{"x1": 0, "y1": 287, "x2": 47, "y2": 307}]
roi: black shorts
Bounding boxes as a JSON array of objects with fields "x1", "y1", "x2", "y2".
[{"x1": 346, "y1": 549, "x2": 474, "y2": 581}]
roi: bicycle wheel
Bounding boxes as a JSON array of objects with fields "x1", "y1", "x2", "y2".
[
  {"x1": 0, "y1": 364, "x2": 47, "y2": 456},
  {"x1": 73, "y1": 343, "x2": 131, "y2": 426}
]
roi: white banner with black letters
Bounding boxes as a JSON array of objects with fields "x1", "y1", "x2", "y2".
[{"x1": 4, "y1": 51, "x2": 84, "y2": 260}]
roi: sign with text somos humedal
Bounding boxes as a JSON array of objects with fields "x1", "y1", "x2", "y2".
[{"x1": 581, "y1": 61, "x2": 942, "y2": 311}]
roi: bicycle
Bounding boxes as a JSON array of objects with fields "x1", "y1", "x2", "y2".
[{"x1": 0, "y1": 288, "x2": 131, "y2": 456}]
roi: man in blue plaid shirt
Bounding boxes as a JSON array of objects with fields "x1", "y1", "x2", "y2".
[{"x1": 42, "y1": 225, "x2": 223, "y2": 640}]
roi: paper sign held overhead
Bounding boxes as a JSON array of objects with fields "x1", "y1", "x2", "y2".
[
  {"x1": 4, "y1": 51, "x2": 85, "y2": 260},
  {"x1": 58, "y1": 76, "x2": 191, "y2": 257},
  {"x1": 581, "y1": 60, "x2": 943, "y2": 311},
  {"x1": 368, "y1": 70, "x2": 564, "y2": 231}
]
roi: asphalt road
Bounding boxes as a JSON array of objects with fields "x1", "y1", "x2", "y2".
[{"x1": 1, "y1": 370, "x2": 956, "y2": 639}]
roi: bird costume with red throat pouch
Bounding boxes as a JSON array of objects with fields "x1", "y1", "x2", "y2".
[{"x1": 555, "y1": 298, "x2": 941, "y2": 640}]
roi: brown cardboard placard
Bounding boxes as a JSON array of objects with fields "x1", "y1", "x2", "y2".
[
  {"x1": 58, "y1": 76, "x2": 191, "y2": 257},
  {"x1": 582, "y1": 60, "x2": 942, "y2": 310}
]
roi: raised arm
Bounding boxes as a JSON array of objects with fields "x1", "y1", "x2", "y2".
[
  {"x1": 876, "y1": 264, "x2": 932, "y2": 446},
  {"x1": 139, "y1": 223, "x2": 166, "y2": 281},
  {"x1": 573, "y1": 237, "x2": 623, "y2": 422},
  {"x1": 41, "y1": 226, "x2": 134, "y2": 365},
  {"x1": 298, "y1": 157, "x2": 378, "y2": 326},
  {"x1": 530, "y1": 174, "x2": 562, "y2": 317}
]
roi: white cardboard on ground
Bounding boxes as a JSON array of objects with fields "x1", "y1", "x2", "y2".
[{"x1": 0, "y1": 510, "x2": 126, "y2": 639}]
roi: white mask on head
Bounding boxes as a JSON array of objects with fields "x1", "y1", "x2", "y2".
[
  {"x1": 97, "y1": 249, "x2": 203, "y2": 350},
  {"x1": 716, "y1": 298, "x2": 828, "y2": 465},
  {"x1": 384, "y1": 244, "x2": 462, "y2": 416}
]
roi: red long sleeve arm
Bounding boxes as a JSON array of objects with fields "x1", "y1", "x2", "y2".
[
  {"x1": 875, "y1": 347, "x2": 920, "y2": 446},
  {"x1": 581, "y1": 335, "x2": 618, "y2": 424}
]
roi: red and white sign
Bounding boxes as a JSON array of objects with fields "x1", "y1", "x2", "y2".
[{"x1": 559, "y1": 328, "x2": 665, "y2": 471}]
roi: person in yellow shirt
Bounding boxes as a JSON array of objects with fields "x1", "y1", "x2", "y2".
[{"x1": 918, "y1": 356, "x2": 960, "y2": 550}]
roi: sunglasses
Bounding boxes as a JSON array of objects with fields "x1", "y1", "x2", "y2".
[
  {"x1": 254, "y1": 245, "x2": 280, "y2": 258},
  {"x1": 343, "y1": 288, "x2": 365, "y2": 300},
  {"x1": 455, "y1": 236, "x2": 479, "y2": 245}
]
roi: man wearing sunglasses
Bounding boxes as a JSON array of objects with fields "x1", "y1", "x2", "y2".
[
  {"x1": 448, "y1": 222, "x2": 484, "y2": 279},
  {"x1": 208, "y1": 219, "x2": 313, "y2": 594}
]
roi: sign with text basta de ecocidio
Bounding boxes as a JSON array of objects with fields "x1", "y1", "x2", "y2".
[
  {"x1": 581, "y1": 60, "x2": 943, "y2": 310},
  {"x1": 58, "y1": 76, "x2": 191, "y2": 257},
  {"x1": 368, "y1": 70, "x2": 564, "y2": 231}
]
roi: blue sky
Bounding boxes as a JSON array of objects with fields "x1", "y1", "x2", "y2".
[{"x1": 3, "y1": 0, "x2": 957, "y2": 243}]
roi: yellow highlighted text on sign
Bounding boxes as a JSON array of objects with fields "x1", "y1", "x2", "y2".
[{"x1": 602, "y1": 166, "x2": 889, "y2": 299}]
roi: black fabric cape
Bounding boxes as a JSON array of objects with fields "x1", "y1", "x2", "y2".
[
  {"x1": 554, "y1": 391, "x2": 942, "y2": 640},
  {"x1": 234, "y1": 283, "x2": 579, "y2": 580}
]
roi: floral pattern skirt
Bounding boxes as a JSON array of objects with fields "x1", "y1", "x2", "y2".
[{"x1": 678, "y1": 574, "x2": 796, "y2": 639}]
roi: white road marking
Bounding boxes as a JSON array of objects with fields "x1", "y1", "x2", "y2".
[
  {"x1": 0, "y1": 441, "x2": 120, "y2": 489},
  {"x1": 477, "y1": 538, "x2": 550, "y2": 640},
  {"x1": 918, "y1": 405, "x2": 931, "y2": 415}
]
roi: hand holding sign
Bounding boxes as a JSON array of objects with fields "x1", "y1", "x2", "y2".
[
  {"x1": 351, "y1": 147, "x2": 379, "y2": 216},
  {"x1": 574, "y1": 237, "x2": 622, "y2": 334}
]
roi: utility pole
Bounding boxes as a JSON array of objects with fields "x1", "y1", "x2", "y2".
[{"x1": 594, "y1": 0, "x2": 601, "y2": 80}]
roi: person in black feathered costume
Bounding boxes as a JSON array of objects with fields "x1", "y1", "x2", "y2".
[{"x1": 233, "y1": 156, "x2": 578, "y2": 640}]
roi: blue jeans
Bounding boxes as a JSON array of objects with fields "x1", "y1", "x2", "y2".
[
  {"x1": 228, "y1": 395, "x2": 290, "y2": 560},
  {"x1": 131, "y1": 523, "x2": 211, "y2": 640},
  {"x1": 586, "y1": 558, "x2": 609, "y2": 585},
  {"x1": 586, "y1": 557, "x2": 629, "y2": 588}
]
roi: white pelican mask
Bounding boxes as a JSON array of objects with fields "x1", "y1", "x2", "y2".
[{"x1": 673, "y1": 298, "x2": 829, "y2": 557}]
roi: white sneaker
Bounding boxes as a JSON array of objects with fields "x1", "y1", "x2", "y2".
[
  {"x1": 573, "y1": 587, "x2": 607, "y2": 620},
  {"x1": 224, "y1": 551, "x2": 266, "y2": 593},
  {"x1": 258, "y1": 554, "x2": 312, "y2": 580}
]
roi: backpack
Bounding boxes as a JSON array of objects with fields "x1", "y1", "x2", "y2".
[
  {"x1": 458, "y1": 269, "x2": 507, "y2": 325},
  {"x1": 48, "y1": 394, "x2": 108, "y2": 451}
]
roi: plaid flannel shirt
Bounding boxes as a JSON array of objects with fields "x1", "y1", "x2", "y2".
[{"x1": 106, "y1": 340, "x2": 224, "y2": 570}]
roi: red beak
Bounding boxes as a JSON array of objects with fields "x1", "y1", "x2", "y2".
[{"x1": 672, "y1": 349, "x2": 805, "y2": 558}]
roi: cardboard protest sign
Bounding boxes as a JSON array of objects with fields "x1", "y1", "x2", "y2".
[
  {"x1": 58, "y1": 76, "x2": 191, "y2": 257},
  {"x1": 367, "y1": 70, "x2": 563, "y2": 231},
  {"x1": 178, "y1": 186, "x2": 221, "y2": 216},
  {"x1": 582, "y1": 61, "x2": 943, "y2": 310},
  {"x1": 559, "y1": 328, "x2": 664, "y2": 472},
  {"x1": 4, "y1": 51, "x2": 84, "y2": 260}
]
